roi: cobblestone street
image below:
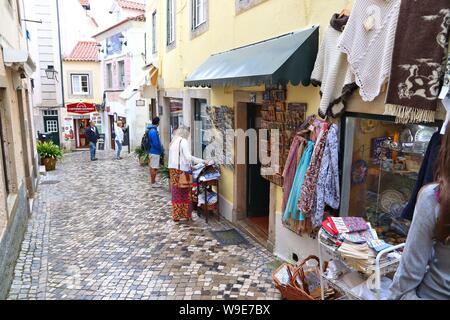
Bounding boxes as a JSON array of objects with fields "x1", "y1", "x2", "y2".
[{"x1": 7, "y1": 151, "x2": 281, "y2": 300}]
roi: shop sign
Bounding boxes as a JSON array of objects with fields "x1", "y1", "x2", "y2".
[{"x1": 66, "y1": 102, "x2": 96, "y2": 115}]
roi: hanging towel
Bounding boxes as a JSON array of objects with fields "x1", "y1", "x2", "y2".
[
  {"x1": 313, "y1": 124, "x2": 340, "y2": 227},
  {"x1": 282, "y1": 136, "x2": 307, "y2": 212},
  {"x1": 385, "y1": 1, "x2": 450, "y2": 124},
  {"x1": 298, "y1": 123, "x2": 330, "y2": 219},
  {"x1": 282, "y1": 141, "x2": 314, "y2": 222},
  {"x1": 311, "y1": 14, "x2": 358, "y2": 118},
  {"x1": 338, "y1": 0, "x2": 401, "y2": 102}
]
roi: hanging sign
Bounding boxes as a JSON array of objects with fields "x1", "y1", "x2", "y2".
[{"x1": 66, "y1": 102, "x2": 96, "y2": 115}]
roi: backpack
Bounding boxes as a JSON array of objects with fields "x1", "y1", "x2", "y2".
[{"x1": 141, "y1": 128, "x2": 152, "y2": 152}]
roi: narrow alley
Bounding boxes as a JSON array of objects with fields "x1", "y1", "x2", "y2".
[{"x1": 7, "y1": 151, "x2": 281, "y2": 300}]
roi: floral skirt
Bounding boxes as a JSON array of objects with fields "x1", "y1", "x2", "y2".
[{"x1": 170, "y1": 169, "x2": 192, "y2": 221}]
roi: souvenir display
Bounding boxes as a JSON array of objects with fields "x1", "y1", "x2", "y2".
[
  {"x1": 351, "y1": 160, "x2": 368, "y2": 185},
  {"x1": 260, "y1": 87, "x2": 307, "y2": 187}
]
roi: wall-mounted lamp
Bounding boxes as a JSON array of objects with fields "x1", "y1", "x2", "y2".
[
  {"x1": 119, "y1": 34, "x2": 127, "y2": 46},
  {"x1": 45, "y1": 65, "x2": 58, "y2": 81}
]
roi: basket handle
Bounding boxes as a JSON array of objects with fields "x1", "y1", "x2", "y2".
[{"x1": 294, "y1": 255, "x2": 320, "y2": 295}]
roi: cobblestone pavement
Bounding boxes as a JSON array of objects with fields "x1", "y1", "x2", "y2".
[{"x1": 7, "y1": 151, "x2": 281, "y2": 300}]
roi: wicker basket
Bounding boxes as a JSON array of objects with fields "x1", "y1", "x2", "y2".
[{"x1": 272, "y1": 256, "x2": 321, "y2": 300}]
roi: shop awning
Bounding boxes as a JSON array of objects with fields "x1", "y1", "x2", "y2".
[
  {"x1": 2, "y1": 48, "x2": 36, "y2": 76},
  {"x1": 120, "y1": 64, "x2": 158, "y2": 100},
  {"x1": 184, "y1": 26, "x2": 319, "y2": 88}
]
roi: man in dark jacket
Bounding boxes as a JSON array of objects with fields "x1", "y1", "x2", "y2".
[{"x1": 85, "y1": 121, "x2": 100, "y2": 161}]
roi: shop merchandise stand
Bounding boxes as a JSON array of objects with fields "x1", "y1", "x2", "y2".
[
  {"x1": 318, "y1": 229, "x2": 405, "y2": 300},
  {"x1": 197, "y1": 179, "x2": 220, "y2": 224}
]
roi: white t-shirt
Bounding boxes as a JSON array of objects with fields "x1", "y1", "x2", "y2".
[{"x1": 115, "y1": 126, "x2": 124, "y2": 143}]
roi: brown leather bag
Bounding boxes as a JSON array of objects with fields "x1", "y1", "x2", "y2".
[{"x1": 177, "y1": 139, "x2": 192, "y2": 188}]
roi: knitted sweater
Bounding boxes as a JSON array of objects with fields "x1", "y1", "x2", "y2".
[
  {"x1": 338, "y1": 0, "x2": 401, "y2": 102},
  {"x1": 311, "y1": 14, "x2": 357, "y2": 118}
]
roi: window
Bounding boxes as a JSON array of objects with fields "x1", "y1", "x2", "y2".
[
  {"x1": 106, "y1": 63, "x2": 113, "y2": 88},
  {"x1": 43, "y1": 110, "x2": 58, "y2": 116},
  {"x1": 193, "y1": 99, "x2": 211, "y2": 158},
  {"x1": 118, "y1": 61, "x2": 125, "y2": 88},
  {"x1": 340, "y1": 114, "x2": 439, "y2": 243},
  {"x1": 45, "y1": 120, "x2": 58, "y2": 133},
  {"x1": 71, "y1": 74, "x2": 90, "y2": 95},
  {"x1": 167, "y1": 0, "x2": 175, "y2": 46},
  {"x1": 192, "y1": 0, "x2": 206, "y2": 30},
  {"x1": 152, "y1": 11, "x2": 157, "y2": 54}
]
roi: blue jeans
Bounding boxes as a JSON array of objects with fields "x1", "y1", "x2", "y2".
[
  {"x1": 116, "y1": 140, "x2": 123, "y2": 159},
  {"x1": 89, "y1": 142, "x2": 97, "y2": 160}
]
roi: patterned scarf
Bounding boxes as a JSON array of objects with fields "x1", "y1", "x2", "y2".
[{"x1": 385, "y1": 0, "x2": 450, "y2": 124}]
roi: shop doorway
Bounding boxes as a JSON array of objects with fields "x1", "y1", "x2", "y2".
[
  {"x1": 43, "y1": 110, "x2": 60, "y2": 146},
  {"x1": 109, "y1": 115, "x2": 115, "y2": 150},
  {"x1": 246, "y1": 103, "x2": 270, "y2": 236},
  {"x1": 75, "y1": 119, "x2": 90, "y2": 149}
]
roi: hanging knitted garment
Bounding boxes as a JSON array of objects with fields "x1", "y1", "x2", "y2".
[
  {"x1": 311, "y1": 14, "x2": 357, "y2": 118},
  {"x1": 338, "y1": 0, "x2": 401, "y2": 102},
  {"x1": 385, "y1": 0, "x2": 450, "y2": 124},
  {"x1": 313, "y1": 124, "x2": 340, "y2": 228}
]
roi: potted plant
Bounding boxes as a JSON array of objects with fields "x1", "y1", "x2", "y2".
[
  {"x1": 134, "y1": 147, "x2": 149, "y2": 166},
  {"x1": 37, "y1": 141, "x2": 63, "y2": 171}
]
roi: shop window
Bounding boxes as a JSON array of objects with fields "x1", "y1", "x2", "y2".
[
  {"x1": 166, "y1": 0, "x2": 175, "y2": 46},
  {"x1": 71, "y1": 74, "x2": 90, "y2": 95},
  {"x1": 193, "y1": 99, "x2": 211, "y2": 158},
  {"x1": 340, "y1": 114, "x2": 439, "y2": 243},
  {"x1": 170, "y1": 99, "x2": 183, "y2": 138}
]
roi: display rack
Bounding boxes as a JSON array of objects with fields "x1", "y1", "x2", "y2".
[
  {"x1": 197, "y1": 179, "x2": 220, "y2": 223},
  {"x1": 318, "y1": 229, "x2": 405, "y2": 300}
]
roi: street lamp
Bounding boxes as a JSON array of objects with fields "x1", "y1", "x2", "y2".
[
  {"x1": 45, "y1": 65, "x2": 58, "y2": 81},
  {"x1": 119, "y1": 34, "x2": 127, "y2": 46}
]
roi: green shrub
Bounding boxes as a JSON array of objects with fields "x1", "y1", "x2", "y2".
[{"x1": 37, "y1": 141, "x2": 63, "y2": 159}]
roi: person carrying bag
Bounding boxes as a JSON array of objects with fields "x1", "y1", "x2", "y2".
[{"x1": 168, "y1": 126, "x2": 206, "y2": 222}]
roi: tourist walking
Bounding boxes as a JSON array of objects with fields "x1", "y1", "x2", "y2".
[
  {"x1": 168, "y1": 126, "x2": 206, "y2": 222},
  {"x1": 85, "y1": 121, "x2": 100, "y2": 161},
  {"x1": 147, "y1": 117, "x2": 162, "y2": 187},
  {"x1": 115, "y1": 121, "x2": 124, "y2": 160},
  {"x1": 390, "y1": 125, "x2": 450, "y2": 300}
]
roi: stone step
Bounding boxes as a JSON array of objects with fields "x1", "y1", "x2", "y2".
[{"x1": 39, "y1": 165, "x2": 46, "y2": 176}]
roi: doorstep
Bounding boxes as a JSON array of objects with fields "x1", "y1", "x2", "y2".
[{"x1": 235, "y1": 219, "x2": 272, "y2": 252}]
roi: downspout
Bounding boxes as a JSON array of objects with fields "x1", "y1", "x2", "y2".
[{"x1": 55, "y1": 0, "x2": 65, "y2": 133}]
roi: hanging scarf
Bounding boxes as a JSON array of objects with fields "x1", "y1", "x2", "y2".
[
  {"x1": 298, "y1": 123, "x2": 330, "y2": 219},
  {"x1": 313, "y1": 124, "x2": 340, "y2": 228},
  {"x1": 385, "y1": 1, "x2": 450, "y2": 124},
  {"x1": 282, "y1": 141, "x2": 315, "y2": 223},
  {"x1": 338, "y1": 0, "x2": 401, "y2": 102},
  {"x1": 311, "y1": 14, "x2": 357, "y2": 118},
  {"x1": 282, "y1": 136, "x2": 307, "y2": 212}
]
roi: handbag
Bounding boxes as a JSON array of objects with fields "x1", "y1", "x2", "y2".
[{"x1": 177, "y1": 139, "x2": 192, "y2": 188}]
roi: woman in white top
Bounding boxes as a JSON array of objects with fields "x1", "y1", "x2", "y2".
[
  {"x1": 168, "y1": 126, "x2": 206, "y2": 222},
  {"x1": 115, "y1": 121, "x2": 124, "y2": 160}
]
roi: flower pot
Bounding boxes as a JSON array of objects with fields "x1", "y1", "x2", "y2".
[
  {"x1": 139, "y1": 157, "x2": 149, "y2": 166},
  {"x1": 42, "y1": 157, "x2": 57, "y2": 171}
]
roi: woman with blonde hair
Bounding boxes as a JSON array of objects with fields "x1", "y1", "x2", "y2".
[
  {"x1": 115, "y1": 121, "x2": 124, "y2": 160},
  {"x1": 168, "y1": 126, "x2": 206, "y2": 222}
]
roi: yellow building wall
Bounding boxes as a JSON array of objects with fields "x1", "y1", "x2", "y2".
[
  {"x1": 149, "y1": 0, "x2": 355, "y2": 208},
  {"x1": 63, "y1": 61, "x2": 102, "y2": 104}
]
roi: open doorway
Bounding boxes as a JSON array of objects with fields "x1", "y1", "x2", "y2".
[{"x1": 246, "y1": 103, "x2": 270, "y2": 237}]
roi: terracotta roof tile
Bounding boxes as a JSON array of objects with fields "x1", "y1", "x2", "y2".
[
  {"x1": 116, "y1": 0, "x2": 145, "y2": 12},
  {"x1": 79, "y1": 0, "x2": 90, "y2": 7},
  {"x1": 65, "y1": 41, "x2": 99, "y2": 62}
]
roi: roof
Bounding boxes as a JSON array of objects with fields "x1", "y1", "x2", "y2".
[
  {"x1": 65, "y1": 41, "x2": 99, "y2": 62},
  {"x1": 184, "y1": 26, "x2": 319, "y2": 87},
  {"x1": 92, "y1": 14, "x2": 146, "y2": 38},
  {"x1": 116, "y1": 0, "x2": 145, "y2": 12}
]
